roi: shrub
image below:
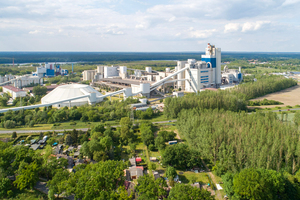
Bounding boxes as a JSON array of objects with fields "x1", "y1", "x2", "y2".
[{"x1": 4, "y1": 120, "x2": 16, "y2": 129}]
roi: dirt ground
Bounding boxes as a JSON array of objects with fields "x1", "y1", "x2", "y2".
[{"x1": 250, "y1": 84, "x2": 300, "y2": 108}]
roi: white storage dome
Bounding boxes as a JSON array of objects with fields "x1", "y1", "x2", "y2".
[{"x1": 41, "y1": 84, "x2": 103, "y2": 107}]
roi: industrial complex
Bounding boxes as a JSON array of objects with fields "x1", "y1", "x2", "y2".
[{"x1": 0, "y1": 43, "x2": 243, "y2": 113}]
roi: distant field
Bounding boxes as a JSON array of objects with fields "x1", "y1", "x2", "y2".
[{"x1": 250, "y1": 84, "x2": 300, "y2": 107}]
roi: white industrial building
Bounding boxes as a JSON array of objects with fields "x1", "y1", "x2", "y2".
[
  {"x1": 82, "y1": 70, "x2": 97, "y2": 81},
  {"x1": 0, "y1": 74, "x2": 43, "y2": 88},
  {"x1": 176, "y1": 43, "x2": 222, "y2": 92},
  {"x1": 222, "y1": 66, "x2": 243, "y2": 84},
  {"x1": 41, "y1": 84, "x2": 103, "y2": 107},
  {"x1": 2, "y1": 85, "x2": 27, "y2": 99},
  {"x1": 0, "y1": 43, "x2": 246, "y2": 114}
]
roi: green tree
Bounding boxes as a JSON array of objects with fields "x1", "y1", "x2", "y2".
[
  {"x1": 65, "y1": 134, "x2": 72, "y2": 146},
  {"x1": 47, "y1": 169, "x2": 69, "y2": 198},
  {"x1": 135, "y1": 175, "x2": 168, "y2": 200},
  {"x1": 67, "y1": 160, "x2": 126, "y2": 200},
  {"x1": 32, "y1": 85, "x2": 47, "y2": 96},
  {"x1": 168, "y1": 183, "x2": 215, "y2": 200},
  {"x1": 14, "y1": 161, "x2": 40, "y2": 190},
  {"x1": 166, "y1": 166, "x2": 177, "y2": 179},
  {"x1": 119, "y1": 117, "x2": 133, "y2": 144},
  {"x1": 0, "y1": 177, "x2": 12, "y2": 198},
  {"x1": 11, "y1": 131, "x2": 17, "y2": 139}
]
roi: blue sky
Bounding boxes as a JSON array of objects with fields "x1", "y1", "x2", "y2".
[{"x1": 0, "y1": 0, "x2": 299, "y2": 52}]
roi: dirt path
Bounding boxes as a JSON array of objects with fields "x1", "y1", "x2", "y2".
[
  {"x1": 200, "y1": 160, "x2": 222, "y2": 200},
  {"x1": 173, "y1": 129, "x2": 182, "y2": 142}
]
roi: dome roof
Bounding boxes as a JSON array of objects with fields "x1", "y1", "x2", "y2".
[{"x1": 41, "y1": 84, "x2": 103, "y2": 107}]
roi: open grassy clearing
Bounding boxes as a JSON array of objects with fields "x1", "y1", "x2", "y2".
[{"x1": 250, "y1": 84, "x2": 300, "y2": 107}]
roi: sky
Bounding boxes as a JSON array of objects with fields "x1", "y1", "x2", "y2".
[{"x1": 0, "y1": 0, "x2": 300, "y2": 52}]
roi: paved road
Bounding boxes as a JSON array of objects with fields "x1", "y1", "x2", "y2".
[{"x1": 0, "y1": 120, "x2": 177, "y2": 134}]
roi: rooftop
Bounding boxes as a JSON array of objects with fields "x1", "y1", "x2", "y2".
[{"x1": 2, "y1": 85, "x2": 23, "y2": 93}]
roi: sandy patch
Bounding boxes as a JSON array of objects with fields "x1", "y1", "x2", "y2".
[{"x1": 250, "y1": 84, "x2": 300, "y2": 108}]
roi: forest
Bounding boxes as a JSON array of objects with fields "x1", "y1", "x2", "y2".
[
  {"x1": 1, "y1": 52, "x2": 300, "y2": 64},
  {"x1": 164, "y1": 75, "x2": 297, "y2": 118},
  {"x1": 177, "y1": 109, "x2": 300, "y2": 175}
]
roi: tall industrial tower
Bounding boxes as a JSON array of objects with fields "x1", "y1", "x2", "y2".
[{"x1": 201, "y1": 43, "x2": 221, "y2": 88}]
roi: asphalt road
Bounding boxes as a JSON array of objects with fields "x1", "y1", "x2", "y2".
[{"x1": 0, "y1": 120, "x2": 177, "y2": 134}]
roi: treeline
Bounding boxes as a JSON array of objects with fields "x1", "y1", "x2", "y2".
[
  {"x1": 164, "y1": 76, "x2": 297, "y2": 118},
  {"x1": 164, "y1": 90, "x2": 247, "y2": 118},
  {"x1": 0, "y1": 98, "x2": 143, "y2": 128},
  {"x1": 45, "y1": 74, "x2": 81, "y2": 85},
  {"x1": 248, "y1": 98, "x2": 283, "y2": 106},
  {"x1": 235, "y1": 75, "x2": 297, "y2": 100},
  {"x1": 177, "y1": 109, "x2": 300, "y2": 175},
  {"x1": 223, "y1": 168, "x2": 300, "y2": 200}
]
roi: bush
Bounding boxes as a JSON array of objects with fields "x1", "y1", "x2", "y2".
[
  {"x1": 148, "y1": 144, "x2": 156, "y2": 151},
  {"x1": 12, "y1": 131, "x2": 17, "y2": 139},
  {"x1": 53, "y1": 123, "x2": 61, "y2": 126},
  {"x1": 70, "y1": 121, "x2": 77, "y2": 125},
  {"x1": 4, "y1": 120, "x2": 16, "y2": 129},
  {"x1": 29, "y1": 120, "x2": 35, "y2": 127}
]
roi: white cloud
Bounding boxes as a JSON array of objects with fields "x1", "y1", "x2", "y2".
[
  {"x1": 224, "y1": 23, "x2": 240, "y2": 33},
  {"x1": 0, "y1": 0, "x2": 299, "y2": 51},
  {"x1": 189, "y1": 29, "x2": 217, "y2": 38},
  {"x1": 282, "y1": 0, "x2": 300, "y2": 6},
  {"x1": 29, "y1": 30, "x2": 40, "y2": 34},
  {"x1": 242, "y1": 21, "x2": 270, "y2": 32}
]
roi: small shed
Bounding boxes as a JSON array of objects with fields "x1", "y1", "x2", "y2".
[
  {"x1": 150, "y1": 157, "x2": 157, "y2": 162},
  {"x1": 136, "y1": 157, "x2": 142, "y2": 163},
  {"x1": 30, "y1": 144, "x2": 40, "y2": 151},
  {"x1": 129, "y1": 157, "x2": 136, "y2": 166},
  {"x1": 129, "y1": 166, "x2": 143, "y2": 179}
]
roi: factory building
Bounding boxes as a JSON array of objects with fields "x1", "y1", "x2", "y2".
[
  {"x1": 82, "y1": 70, "x2": 97, "y2": 81},
  {"x1": 33, "y1": 63, "x2": 68, "y2": 78},
  {"x1": 176, "y1": 43, "x2": 222, "y2": 92},
  {"x1": 12, "y1": 75, "x2": 43, "y2": 88},
  {"x1": 0, "y1": 75, "x2": 15, "y2": 84},
  {"x1": 2, "y1": 85, "x2": 27, "y2": 99},
  {"x1": 222, "y1": 66, "x2": 243, "y2": 84}
]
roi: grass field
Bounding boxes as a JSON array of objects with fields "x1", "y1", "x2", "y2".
[{"x1": 250, "y1": 84, "x2": 300, "y2": 107}]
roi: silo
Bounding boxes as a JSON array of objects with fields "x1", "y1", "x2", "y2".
[
  {"x1": 123, "y1": 88, "x2": 132, "y2": 98},
  {"x1": 120, "y1": 66, "x2": 127, "y2": 74},
  {"x1": 215, "y1": 48, "x2": 222, "y2": 87},
  {"x1": 166, "y1": 68, "x2": 170, "y2": 73},
  {"x1": 140, "y1": 83, "x2": 150, "y2": 98},
  {"x1": 146, "y1": 67, "x2": 152, "y2": 73},
  {"x1": 177, "y1": 61, "x2": 186, "y2": 89}
]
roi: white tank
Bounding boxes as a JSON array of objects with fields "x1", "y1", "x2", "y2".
[
  {"x1": 140, "y1": 83, "x2": 150, "y2": 94},
  {"x1": 177, "y1": 61, "x2": 186, "y2": 89},
  {"x1": 166, "y1": 68, "x2": 170, "y2": 73},
  {"x1": 135, "y1": 70, "x2": 142, "y2": 77},
  {"x1": 146, "y1": 67, "x2": 152, "y2": 73},
  {"x1": 123, "y1": 88, "x2": 132, "y2": 97},
  {"x1": 188, "y1": 59, "x2": 196, "y2": 64},
  {"x1": 119, "y1": 66, "x2": 127, "y2": 74},
  {"x1": 89, "y1": 92, "x2": 97, "y2": 104},
  {"x1": 139, "y1": 98, "x2": 148, "y2": 104},
  {"x1": 215, "y1": 48, "x2": 222, "y2": 86}
]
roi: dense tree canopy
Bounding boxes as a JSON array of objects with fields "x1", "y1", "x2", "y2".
[
  {"x1": 67, "y1": 160, "x2": 128, "y2": 200},
  {"x1": 168, "y1": 183, "x2": 215, "y2": 200},
  {"x1": 177, "y1": 109, "x2": 300, "y2": 175}
]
